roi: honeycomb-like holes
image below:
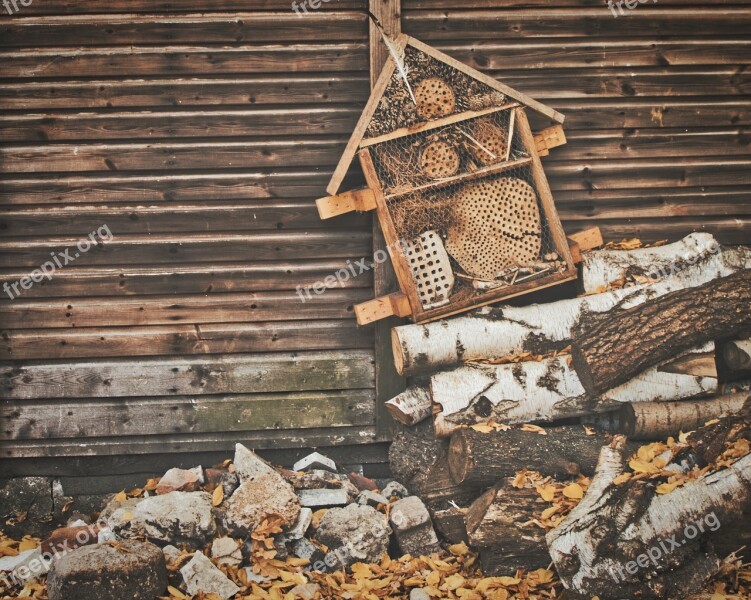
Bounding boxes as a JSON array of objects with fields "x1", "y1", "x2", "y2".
[
  {"x1": 366, "y1": 45, "x2": 507, "y2": 137},
  {"x1": 415, "y1": 77, "x2": 456, "y2": 119},
  {"x1": 404, "y1": 231, "x2": 455, "y2": 309},
  {"x1": 370, "y1": 109, "x2": 520, "y2": 195}
]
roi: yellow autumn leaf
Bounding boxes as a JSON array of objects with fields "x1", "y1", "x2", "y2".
[
  {"x1": 18, "y1": 539, "x2": 37, "y2": 552},
  {"x1": 444, "y1": 574, "x2": 465, "y2": 590},
  {"x1": 629, "y1": 459, "x2": 659, "y2": 474},
  {"x1": 535, "y1": 484, "x2": 556, "y2": 502},
  {"x1": 167, "y1": 585, "x2": 189, "y2": 599},
  {"x1": 212, "y1": 485, "x2": 224, "y2": 506},
  {"x1": 426, "y1": 570, "x2": 441, "y2": 586},
  {"x1": 613, "y1": 473, "x2": 632, "y2": 486},
  {"x1": 449, "y1": 542, "x2": 469, "y2": 556},
  {"x1": 496, "y1": 576, "x2": 521, "y2": 586},
  {"x1": 562, "y1": 483, "x2": 584, "y2": 499},
  {"x1": 113, "y1": 490, "x2": 127, "y2": 503},
  {"x1": 678, "y1": 430, "x2": 694, "y2": 444},
  {"x1": 656, "y1": 482, "x2": 679, "y2": 495},
  {"x1": 471, "y1": 424, "x2": 494, "y2": 433},
  {"x1": 541, "y1": 505, "x2": 559, "y2": 520},
  {"x1": 710, "y1": 595, "x2": 726, "y2": 600},
  {"x1": 512, "y1": 472, "x2": 527, "y2": 489},
  {"x1": 520, "y1": 424, "x2": 547, "y2": 435}
]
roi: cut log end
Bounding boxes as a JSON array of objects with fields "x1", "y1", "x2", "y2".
[
  {"x1": 391, "y1": 328, "x2": 406, "y2": 376},
  {"x1": 447, "y1": 430, "x2": 472, "y2": 485}
]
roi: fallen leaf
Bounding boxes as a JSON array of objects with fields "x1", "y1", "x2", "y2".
[
  {"x1": 562, "y1": 483, "x2": 584, "y2": 499},
  {"x1": 212, "y1": 485, "x2": 224, "y2": 507}
]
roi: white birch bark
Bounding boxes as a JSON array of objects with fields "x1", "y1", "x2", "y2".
[
  {"x1": 581, "y1": 232, "x2": 721, "y2": 293},
  {"x1": 392, "y1": 244, "x2": 751, "y2": 376},
  {"x1": 432, "y1": 345, "x2": 717, "y2": 437},
  {"x1": 385, "y1": 385, "x2": 432, "y2": 426}
]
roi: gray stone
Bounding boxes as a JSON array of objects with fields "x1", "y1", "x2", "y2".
[
  {"x1": 0, "y1": 477, "x2": 55, "y2": 538},
  {"x1": 156, "y1": 468, "x2": 201, "y2": 494},
  {"x1": 357, "y1": 491, "x2": 389, "y2": 507},
  {"x1": 211, "y1": 537, "x2": 243, "y2": 567},
  {"x1": 389, "y1": 496, "x2": 440, "y2": 557},
  {"x1": 291, "y1": 538, "x2": 326, "y2": 565},
  {"x1": 293, "y1": 452, "x2": 337, "y2": 473},
  {"x1": 117, "y1": 492, "x2": 216, "y2": 547},
  {"x1": 224, "y1": 473, "x2": 300, "y2": 535},
  {"x1": 242, "y1": 567, "x2": 269, "y2": 584},
  {"x1": 410, "y1": 589, "x2": 431, "y2": 600},
  {"x1": 189, "y1": 465, "x2": 206, "y2": 484},
  {"x1": 314, "y1": 504, "x2": 390, "y2": 569},
  {"x1": 0, "y1": 548, "x2": 47, "y2": 584},
  {"x1": 102, "y1": 497, "x2": 140, "y2": 533},
  {"x1": 382, "y1": 481, "x2": 409, "y2": 499},
  {"x1": 46, "y1": 540, "x2": 167, "y2": 600},
  {"x1": 298, "y1": 488, "x2": 349, "y2": 508},
  {"x1": 233, "y1": 443, "x2": 277, "y2": 482},
  {"x1": 281, "y1": 507, "x2": 313, "y2": 542},
  {"x1": 162, "y1": 545, "x2": 182, "y2": 563},
  {"x1": 290, "y1": 582, "x2": 320, "y2": 599},
  {"x1": 181, "y1": 550, "x2": 240, "y2": 600}
]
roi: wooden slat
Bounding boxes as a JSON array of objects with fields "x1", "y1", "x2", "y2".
[
  {"x1": 2, "y1": 390, "x2": 375, "y2": 440},
  {"x1": 0, "y1": 75, "x2": 371, "y2": 110},
  {"x1": 0, "y1": 350, "x2": 376, "y2": 399},
  {"x1": 0, "y1": 13, "x2": 368, "y2": 47},
  {"x1": 0, "y1": 289, "x2": 370, "y2": 329},
  {"x1": 15, "y1": 0, "x2": 366, "y2": 14},
  {"x1": 0, "y1": 108, "x2": 360, "y2": 142},
  {"x1": 0, "y1": 260, "x2": 373, "y2": 298},
  {"x1": 564, "y1": 218, "x2": 750, "y2": 244},
  {"x1": 0, "y1": 44, "x2": 369, "y2": 78},
  {"x1": 0, "y1": 426, "x2": 380, "y2": 459},
  {"x1": 0, "y1": 231, "x2": 372, "y2": 267},
  {"x1": 403, "y1": 9, "x2": 751, "y2": 39},
  {"x1": 0, "y1": 201, "x2": 368, "y2": 237},
  {"x1": 0, "y1": 320, "x2": 373, "y2": 360},
  {"x1": 405, "y1": 0, "x2": 750, "y2": 7}
]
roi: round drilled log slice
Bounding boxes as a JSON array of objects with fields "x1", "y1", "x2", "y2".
[
  {"x1": 415, "y1": 77, "x2": 456, "y2": 119},
  {"x1": 419, "y1": 140, "x2": 460, "y2": 179}
]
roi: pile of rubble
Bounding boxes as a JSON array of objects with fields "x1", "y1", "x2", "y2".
[{"x1": 0, "y1": 445, "x2": 472, "y2": 600}]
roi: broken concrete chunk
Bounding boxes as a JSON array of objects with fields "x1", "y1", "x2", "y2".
[
  {"x1": 162, "y1": 545, "x2": 182, "y2": 564},
  {"x1": 281, "y1": 507, "x2": 313, "y2": 542},
  {"x1": 298, "y1": 488, "x2": 349, "y2": 509},
  {"x1": 389, "y1": 496, "x2": 440, "y2": 557},
  {"x1": 382, "y1": 481, "x2": 409, "y2": 499},
  {"x1": 47, "y1": 540, "x2": 167, "y2": 600},
  {"x1": 314, "y1": 504, "x2": 390, "y2": 569},
  {"x1": 156, "y1": 468, "x2": 201, "y2": 495},
  {"x1": 291, "y1": 538, "x2": 326, "y2": 566},
  {"x1": 348, "y1": 472, "x2": 378, "y2": 492},
  {"x1": 118, "y1": 492, "x2": 216, "y2": 547},
  {"x1": 0, "y1": 548, "x2": 47, "y2": 584},
  {"x1": 233, "y1": 443, "x2": 277, "y2": 482},
  {"x1": 293, "y1": 452, "x2": 337, "y2": 473},
  {"x1": 189, "y1": 466, "x2": 205, "y2": 484},
  {"x1": 357, "y1": 491, "x2": 389, "y2": 507},
  {"x1": 224, "y1": 474, "x2": 300, "y2": 535},
  {"x1": 180, "y1": 550, "x2": 240, "y2": 600},
  {"x1": 211, "y1": 537, "x2": 243, "y2": 567}
]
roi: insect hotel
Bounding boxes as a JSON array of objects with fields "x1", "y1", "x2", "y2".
[{"x1": 318, "y1": 35, "x2": 576, "y2": 325}]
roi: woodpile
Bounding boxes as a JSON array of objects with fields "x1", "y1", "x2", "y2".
[{"x1": 387, "y1": 232, "x2": 751, "y2": 599}]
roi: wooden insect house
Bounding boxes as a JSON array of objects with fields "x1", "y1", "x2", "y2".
[{"x1": 318, "y1": 35, "x2": 576, "y2": 325}]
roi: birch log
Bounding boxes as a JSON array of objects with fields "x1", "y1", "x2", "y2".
[
  {"x1": 587, "y1": 393, "x2": 750, "y2": 441},
  {"x1": 385, "y1": 385, "x2": 432, "y2": 426},
  {"x1": 581, "y1": 232, "x2": 720, "y2": 293},
  {"x1": 571, "y1": 269, "x2": 751, "y2": 396},
  {"x1": 432, "y1": 345, "x2": 717, "y2": 437},
  {"x1": 465, "y1": 480, "x2": 551, "y2": 574},
  {"x1": 723, "y1": 338, "x2": 751, "y2": 371},
  {"x1": 547, "y1": 409, "x2": 751, "y2": 600},
  {"x1": 392, "y1": 244, "x2": 751, "y2": 376}
]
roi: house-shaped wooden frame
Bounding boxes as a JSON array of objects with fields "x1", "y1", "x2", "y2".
[{"x1": 317, "y1": 34, "x2": 583, "y2": 326}]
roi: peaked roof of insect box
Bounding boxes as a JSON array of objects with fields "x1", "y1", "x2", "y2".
[{"x1": 327, "y1": 34, "x2": 564, "y2": 195}]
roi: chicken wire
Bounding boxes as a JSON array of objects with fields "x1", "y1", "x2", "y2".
[
  {"x1": 368, "y1": 123, "x2": 567, "y2": 310},
  {"x1": 366, "y1": 46, "x2": 507, "y2": 138}
]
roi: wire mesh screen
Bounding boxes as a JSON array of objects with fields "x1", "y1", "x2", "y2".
[
  {"x1": 366, "y1": 46, "x2": 507, "y2": 138},
  {"x1": 370, "y1": 108, "x2": 519, "y2": 196},
  {"x1": 370, "y1": 120, "x2": 567, "y2": 311}
]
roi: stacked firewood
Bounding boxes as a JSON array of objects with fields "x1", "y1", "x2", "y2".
[{"x1": 387, "y1": 232, "x2": 751, "y2": 600}]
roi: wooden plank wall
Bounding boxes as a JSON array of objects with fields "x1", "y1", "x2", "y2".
[
  {"x1": 0, "y1": 0, "x2": 385, "y2": 475},
  {"x1": 402, "y1": 0, "x2": 751, "y2": 244}
]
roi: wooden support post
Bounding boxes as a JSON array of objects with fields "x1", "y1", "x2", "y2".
[
  {"x1": 369, "y1": 0, "x2": 405, "y2": 441},
  {"x1": 534, "y1": 124, "x2": 567, "y2": 157},
  {"x1": 316, "y1": 189, "x2": 377, "y2": 220},
  {"x1": 354, "y1": 292, "x2": 410, "y2": 326}
]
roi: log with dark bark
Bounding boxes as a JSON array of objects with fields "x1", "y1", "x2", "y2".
[
  {"x1": 547, "y1": 408, "x2": 751, "y2": 600},
  {"x1": 585, "y1": 393, "x2": 750, "y2": 441},
  {"x1": 571, "y1": 269, "x2": 751, "y2": 396},
  {"x1": 392, "y1": 242, "x2": 751, "y2": 377},
  {"x1": 465, "y1": 479, "x2": 551, "y2": 575},
  {"x1": 448, "y1": 425, "x2": 637, "y2": 487}
]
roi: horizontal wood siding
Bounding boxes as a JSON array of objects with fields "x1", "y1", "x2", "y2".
[
  {"x1": 402, "y1": 1, "x2": 751, "y2": 244},
  {"x1": 0, "y1": 0, "x2": 377, "y2": 463}
]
